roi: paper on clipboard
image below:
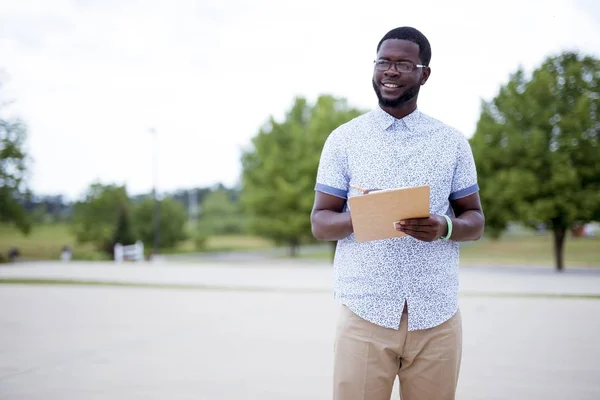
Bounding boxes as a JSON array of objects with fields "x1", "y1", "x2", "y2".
[{"x1": 348, "y1": 185, "x2": 430, "y2": 242}]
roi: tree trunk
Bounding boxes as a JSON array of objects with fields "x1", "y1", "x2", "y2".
[
  {"x1": 552, "y1": 226, "x2": 566, "y2": 272},
  {"x1": 289, "y1": 240, "x2": 299, "y2": 257}
]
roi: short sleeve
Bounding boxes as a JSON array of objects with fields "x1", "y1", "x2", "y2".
[
  {"x1": 314, "y1": 130, "x2": 349, "y2": 199},
  {"x1": 449, "y1": 135, "x2": 479, "y2": 200}
]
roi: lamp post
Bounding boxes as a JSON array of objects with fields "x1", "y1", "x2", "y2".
[{"x1": 149, "y1": 128, "x2": 160, "y2": 255}]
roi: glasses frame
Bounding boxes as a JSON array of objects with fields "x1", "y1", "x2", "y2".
[{"x1": 373, "y1": 59, "x2": 427, "y2": 73}]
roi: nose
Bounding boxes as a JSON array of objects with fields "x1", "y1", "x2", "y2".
[{"x1": 384, "y1": 66, "x2": 400, "y2": 76}]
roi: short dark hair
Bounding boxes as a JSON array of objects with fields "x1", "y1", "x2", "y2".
[{"x1": 376, "y1": 27, "x2": 432, "y2": 66}]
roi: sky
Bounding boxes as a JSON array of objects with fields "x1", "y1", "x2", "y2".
[{"x1": 1, "y1": 0, "x2": 599, "y2": 200}]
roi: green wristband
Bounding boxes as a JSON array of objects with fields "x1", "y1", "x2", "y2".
[{"x1": 439, "y1": 215, "x2": 452, "y2": 241}]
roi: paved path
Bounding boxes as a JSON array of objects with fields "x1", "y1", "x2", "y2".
[
  {"x1": 1, "y1": 260, "x2": 600, "y2": 296},
  {"x1": 1, "y1": 261, "x2": 600, "y2": 399}
]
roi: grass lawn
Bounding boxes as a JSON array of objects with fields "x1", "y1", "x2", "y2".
[
  {"x1": 2, "y1": 223, "x2": 598, "y2": 267},
  {"x1": 458, "y1": 234, "x2": 600, "y2": 267},
  {"x1": 0, "y1": 223, "x2": 103, "y2": 261},
  {"x1": 300, "y1": 233, "x2": 600, "y2": 268},
  {"x1": 165, "y1": 235, "x2": 274, "y2": 254},
  {"x1": 0, "y1": 223, "x2": 274, "y2": 261}
]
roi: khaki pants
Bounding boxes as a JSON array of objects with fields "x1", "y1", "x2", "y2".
[{"x1": 333, "y1": 304, "x2": 462, "y2": 400}]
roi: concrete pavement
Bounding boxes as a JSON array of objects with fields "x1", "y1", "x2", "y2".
[
  {"x1": 1, "y1": 260, "x2": 600, "y2": 296},
  {"x1": 1, "y1": 261, "x2": 600, "y2": 399}
]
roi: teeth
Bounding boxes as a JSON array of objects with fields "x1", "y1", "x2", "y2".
[{"x1": 383, "y1": 83, "x2": 399, "y2": 88}]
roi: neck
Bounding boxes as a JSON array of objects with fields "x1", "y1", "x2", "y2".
[{"x1": 380, "y1": 101, "x2": 417, "y2": 120}]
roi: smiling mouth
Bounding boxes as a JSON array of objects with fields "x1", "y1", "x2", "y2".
[{"x1": 382, "y1": 83, "x2": 400, "y2": 89}]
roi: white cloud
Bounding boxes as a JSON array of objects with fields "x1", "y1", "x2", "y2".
[{"x1": 1, "y1": 0, "x2": 598, "y2": 199}]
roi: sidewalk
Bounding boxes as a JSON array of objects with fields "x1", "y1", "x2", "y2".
[
  {"x1": 1, "y1": 260, "x2": 600, "y2": 297},
  {"x1": 1, "y1": 261, "x2": 600, "y2": 400}
]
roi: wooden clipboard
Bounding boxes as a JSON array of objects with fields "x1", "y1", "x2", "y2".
[{"x1": 348, "y1": 185, "x2": 430, "y2": 242}]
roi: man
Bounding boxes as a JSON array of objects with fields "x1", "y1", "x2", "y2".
[{"x1": 310, "y1": 26, "x2": 485, "y2": 400}]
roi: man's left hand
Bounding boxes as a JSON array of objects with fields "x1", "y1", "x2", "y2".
[{"x1": 394, "y1": 215, "x2": 448, "y2": 242}]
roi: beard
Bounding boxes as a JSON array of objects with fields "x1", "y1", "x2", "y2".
[{"x1": 372, "y1": 78, "x2": 421, "y2": 108}]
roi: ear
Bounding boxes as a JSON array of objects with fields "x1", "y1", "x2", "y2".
[{"x1": 420, "y1": 66, "x2": 431, "y2": 85}]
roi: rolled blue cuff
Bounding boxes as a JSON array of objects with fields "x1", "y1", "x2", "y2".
[
  {"x1": 449, "y1": 183, "x2": 479, "y2": 200},
  {"x1": 315, "y1": 183, "x2": 347, "y2": 199}
]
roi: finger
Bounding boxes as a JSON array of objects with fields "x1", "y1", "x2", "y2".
[
  {"x1": 394, "y1": 222, "x2": 413, "y2": 232},
  {"x1": 399, "y1": 218, "x2": 433, "y2": 227},
  {"x1": 395, "y1": 221, "x2": 434, "y2": 231},
  {"x1": 400, "y1": 226, "x2": 434, "y2": 235},
  {"x1": 402, "y1": 231, "x2": 433, "y2": 242}
]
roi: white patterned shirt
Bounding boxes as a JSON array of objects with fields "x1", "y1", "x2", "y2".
[{"x1": 315, "y1": 106, "x2": 479, "y2": 331}]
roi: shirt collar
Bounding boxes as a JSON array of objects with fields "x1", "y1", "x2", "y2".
[{"x1": 373, "y1": 106, "x2": 421, "y2": 132}]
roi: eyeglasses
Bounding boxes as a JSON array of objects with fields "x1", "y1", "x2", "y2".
[{"x1": 373, "y1": 60, "x2": 426, "y2": 73}]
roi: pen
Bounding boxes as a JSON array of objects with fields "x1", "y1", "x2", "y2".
[{"x1": 351, "y1": 184, "x2": 368, "y2": 193}]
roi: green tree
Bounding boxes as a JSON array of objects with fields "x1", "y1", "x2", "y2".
[
  {"x1": 470, "y1": 51, "x2": 600, "y2": 271},
  {"x1": 198, "y1": 188, "x2": 244, "y2": 235},
  {"x1": 0, "y1": 86, "x2": 31, "y2": 234},
  {"x1": 113, "y1": 201, "x2": 136, "y2": 247},
  {"x1": 133, "y1": 196, "x2": 188, "y2": 250},
  {"x1": 241, "y1": 94, "x2": 364, "y2": 256},
  {"x1": 30, "y1": 204, "x2": 50, "y2": 224},
  {"x1": 71, "y1": 183, "x2": 131, "y2": 254}
]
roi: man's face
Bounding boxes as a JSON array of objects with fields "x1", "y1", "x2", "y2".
[{"x1": 372, "y1": 39, "x2": 430, "y2": 108}]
